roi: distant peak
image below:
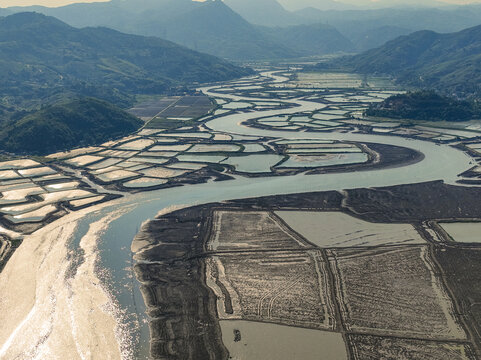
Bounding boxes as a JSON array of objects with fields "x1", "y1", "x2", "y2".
[
  {"x1": 0, "y1": 12, "x2": 69, "y2": 29},
  {"x1": 5, "y1": 11, "x2": 47, "y2": 21}
]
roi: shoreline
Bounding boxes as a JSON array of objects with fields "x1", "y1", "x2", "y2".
[{"x1": 0, "y1": 198, "x2": 132, "y2": 360}]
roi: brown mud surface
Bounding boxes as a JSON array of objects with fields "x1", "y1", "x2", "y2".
[
  {"x1": 134, "y1": 181, "x2": 481, "y2": 359},
  {"x1": 348, "y1": 334, "x2": 475, "y2": 360},
  {"x1": 133, "y1": 208, "x2": 228, "y2": 360},
  {"x1": 434, "y1": 247, "x2": 481, "y2": 356}
]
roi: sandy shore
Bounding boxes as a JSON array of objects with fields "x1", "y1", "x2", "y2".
[{"x1": 0, "y1": 199, "x2": 131, "y2": 360}]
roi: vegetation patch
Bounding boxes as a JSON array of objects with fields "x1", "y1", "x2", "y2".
[
  {"x1": 366, "y1": 91, "x2": 481, "y2": 122},
  {"x1": 145, "y1": 117, "x2": 197, "y2": 130},
  {"x1": 0, "y1": 98, "x2": 143, "y2": 155}
]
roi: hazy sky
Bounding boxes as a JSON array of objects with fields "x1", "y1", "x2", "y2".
[
  {"x1": 1, "y1": 0, "x2": 481, "y2": 8},
  {"x1": 1, "y1": 0, "x2": 107, "y2": 7}
]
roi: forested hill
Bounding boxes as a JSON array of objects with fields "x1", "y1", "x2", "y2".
[
  {"x1": 366, "y1": 91, "x2": 481, "y2": 122},
  {"x1": 0, "y1": 98, "x2": 143, "y2": 155},
  {"x1": 338, "y1": 25, "x2": 481, "y2": 97},
  {"x1": 0, "y1": 12, "x2": 252, "y2": 112}
]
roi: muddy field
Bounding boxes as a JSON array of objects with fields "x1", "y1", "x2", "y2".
[
  {"x1": 133, "y1": 207, "x2": 228, "y2": 359},
  {"x1": 343, "y1": 181, "x2": 481, "y2": 222},
  {"x1": 330, "y1": 246, "x2": 465, "y2": 339},
  {"x1": 134, "y1": 181, "x2": 481, "y2": 359},
  {"x1": 434, "y1": 247, "x2": 481, "y2": 353},
  {"x1": 348, "y1": 334, "x2": 474, "y2": 360},
  {"x1": 208, "y1": 251, "x2": 333, "y2": 329}
]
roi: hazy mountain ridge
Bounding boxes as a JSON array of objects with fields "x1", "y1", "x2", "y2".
[
  {"x1": 260, "y1": 23, "x2": 354, "y2": 55},
  {"x1": 150, "y1": 1, "x2": 299, "y2": 60},
  {"x1": 278, "y1": 0, "x2": 355, "y2": 12},
  {"x1": 7, "y1": 0, "x2": 299, "y2": 60},
  {"x1": 224, "y1": 0, "x2": 306, "y2": 27},
  {"x1": 0, "y1": 12, "x2": 251, "y2": 112},
  {"x1": 7, "y1": 0, "x2": 476, "y2": 59},
  {"x1": 340, "y1": 25, "x2": 481, "y2": 97},
  {"x1": 6, "y1": 0, "x2": 481, "y2": 58},
  {"x1": 295, "y1": 5, "x2": 481, "y2": 51},
  {"x1": 279, "y1": 0, "x2": 454, "y2": 11}
]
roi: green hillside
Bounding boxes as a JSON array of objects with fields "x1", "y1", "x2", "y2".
[
  {"x1": 0, "y1": 12, "x2": 252, "y2": 115},
  {"x1": 366, "y1": 91, "x2": 481, "y2": 121},
  {"x1": 340, "y1": 25, "x2": 481, "y2": 97},
  {"x1": 0, "y1": 98, "x2": 143, "y2": 155}
]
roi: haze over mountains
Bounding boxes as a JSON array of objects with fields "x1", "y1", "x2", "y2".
[
  {"x1": 224, "y1": 0, "x2": 304, "y2": 27},
  {"x1": 3, "y1": 0, "x2": 481, "y2": 58},
  {"x1": 0, "y1": 0, "x2": 472, "y2": 60},
  {"x1": 277, "y1": 0, "x2": 355, "y2": 11},
  {"x1": 277, "y1": 0, "x2": 468, "y2": 11},
  {"x1": 0, "y1": 12, "x2": 249, "y2": 115},
  {"x1": 1, "y1": 0, "x2": 355, "y2": 59}
]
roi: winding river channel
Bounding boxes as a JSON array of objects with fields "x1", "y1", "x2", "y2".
[{"x1": 0, "y1": 71, "x2": 475, "y2": 359}]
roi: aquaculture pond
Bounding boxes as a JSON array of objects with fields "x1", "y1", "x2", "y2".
[
  {"x1": 440, "y1": 222, "x2": 481, "y2": 243},
  {"x1": 219, "y1": 320, "x2": 347, "y2": 360}
]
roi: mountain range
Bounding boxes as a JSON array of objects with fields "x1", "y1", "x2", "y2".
[
  {"x1": 295, "y1": 5, "x2": 481, "y2": 51},
  {"x1": 5, "y1": 0, "x2": 481, "y2": 57},
  {"x1": 277, "y1": 0, "x2": 355, "y2": 11},
  {"x1": 0, "y1": 0, "x2": 375, "y2": 57},
  {"x1": 6, "y1": 0, "x2": 303, "y2": 59},
  {"x1": 0, "y1": 11, "x2": 250, "y2": 117}
]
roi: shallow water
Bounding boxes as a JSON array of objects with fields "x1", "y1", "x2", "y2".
[
  {"x1": 222, "y1": 154, "x2": 284, "y2": 173},
  {"x1": 219, "y1": 320, "x2": 347, "y2": 360},
  {"x1": 176, "y1": 154, "x2": 227, "y2": 163},
  {"x1": 223, "y1": 102, "x2": 253, "y2": 110},
  {"x1": 275, "y1": 211, "x2": 425, "y2": 247},
  {"x1": 286, "y1": 148, "x2": 362, "y2": 154},
  {"x1": 439, "y1": 222, "x2": 481, "y2": 243}
]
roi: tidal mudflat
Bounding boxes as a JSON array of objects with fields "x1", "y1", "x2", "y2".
[
  {"x1": 1, "y1": 69, "x2": 481, "y2": 360},
  {"x1": 133, "y1": 180, "x2": 481, "y2": 359}
]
